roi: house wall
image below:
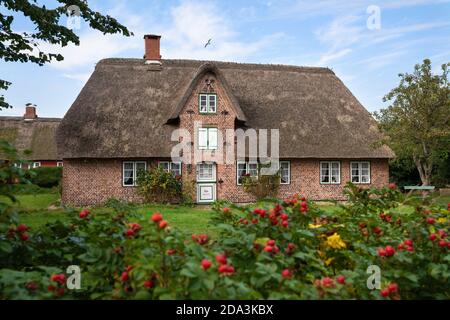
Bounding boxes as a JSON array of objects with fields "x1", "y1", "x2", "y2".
[{"x1": 61, "y1": 158, "x2": 389, "y2": 206}]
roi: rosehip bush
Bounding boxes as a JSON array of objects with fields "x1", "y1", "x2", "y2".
[{"x1": 1, "y1": 180, "x2": 449, "y2": 299}]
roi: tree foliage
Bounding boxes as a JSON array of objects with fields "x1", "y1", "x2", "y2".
[
  {"x1": 0, "y1": 0, "x2": 132, "y2": 109},
  {"x1": 374, "y1": 59, "x2": 450, "y2": 185}
]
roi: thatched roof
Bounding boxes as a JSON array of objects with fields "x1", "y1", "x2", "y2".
[
  {"x1": 0, "y1": 116, "x2": 61, "y2": 160},
  {"x1": 57, "y1": 58, "x2": 394, "y2": 159}
]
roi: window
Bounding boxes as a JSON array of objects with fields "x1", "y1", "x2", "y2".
[
  {"x1": 236, "y1": 161, "x2": 258, "y2": 185},
  {"x1": 57, "y1": 161, "x2": 63, "y2": 167},
  {"x1": 198, "y1": 127, "x2": 218, "y2": 150},
  {"x1": 237, "y1": 161, "x2": 247, "y2": 185},
  {"x1": 350, "y1": 161, "x2": 370, "y2": 184},
  {"x1": 13, "y1": 163, "x2": 22, "y2": 169},
  {"x1": 280, "y1": 161, "x2": 291, "y2": 184},
  {"x1": 158, "y1": 161, "x2": 182, "y2": 177},
  {"x1": 197, "y1": 163, "x2": 216, "y2": 181},
  {"x1": 320, "y1": 161, "x2": 340, "y2": 184},
  {"x1": 32, "y1": 162, "x2": 41, "y2": 168},
  {"x1": 123, "y1": 161, "x2": 147, "y2": 186},
  {"x1": 199, "y1": 94, "x2": 217, "y2": 113}
]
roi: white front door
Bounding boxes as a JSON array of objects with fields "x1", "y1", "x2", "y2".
[{"x1": 196, "y1": 163, "x2": 217, "y2": 203}]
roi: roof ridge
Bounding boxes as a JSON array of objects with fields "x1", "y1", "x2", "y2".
[{"x1": 97, "y1": 58, "x2": 334, "y2": 74}]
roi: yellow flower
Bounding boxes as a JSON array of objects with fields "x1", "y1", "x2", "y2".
[
  {"x1": 309, "y1": 223, "x2": 322, "y2": 229},
  {"x1": 437, "y1": 217, "x2": 447, "y2": 224},
  {"x1": 325, "y1": 233, "x2": 347, "y2": 250},
  {"x1": 325, "y1": 257, "x2": 334, "y2": 266}
]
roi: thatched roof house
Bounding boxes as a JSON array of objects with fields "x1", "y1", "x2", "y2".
[
  {"x1": 57, "y1": 34, "x2": 394, "y2": 205},
  {"x1": 0, "y1": 105, "x2": 61, "y2": 165}
]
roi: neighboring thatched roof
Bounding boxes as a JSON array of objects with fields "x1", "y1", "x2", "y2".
[
  {"x1": 57, "y1": 58, "x2": 394, "y2": 159},
  {"x1": 0, "y1": 116, "x2": 61, "y2": 160}
]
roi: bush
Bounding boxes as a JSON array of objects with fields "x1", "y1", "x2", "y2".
[
  {"x1": 242, "y1": 165, "x2": 280, "y2": 200},
  {"x1": 1, "y1": 182, "x2": 449, "y2": 299},
  {"x1": 25, "y1": 167, "x2": 62, "y2": 188},
  {"x1": 136, "y1": 166, "x2": 182, "y2": 204}
]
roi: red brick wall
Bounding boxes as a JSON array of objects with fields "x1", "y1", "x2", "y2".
[{"x1": 61, "y1": 158, "x2": 389, "y2": 206}]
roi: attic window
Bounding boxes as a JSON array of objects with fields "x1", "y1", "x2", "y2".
[{"x1": 199, "y1": 94, "x2": 217, "y2": 114}]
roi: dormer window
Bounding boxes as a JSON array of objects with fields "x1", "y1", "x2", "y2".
[{"x1": 199, "y1": 94, "x2": 217, "y2": 114}]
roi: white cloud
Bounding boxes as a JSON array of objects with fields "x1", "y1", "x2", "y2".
[{"x1": 316, "y1": 48, "x2": 352, "y2": 66}]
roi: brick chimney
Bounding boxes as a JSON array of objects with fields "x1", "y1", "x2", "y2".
[
  {"x1": 144, "y1": 34, "x2": 161, "y2": 64},
  {"x1": 24, "y1": 103, "x2": 37, "y2": 120}
]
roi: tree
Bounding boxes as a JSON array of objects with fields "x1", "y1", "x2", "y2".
[
  {"x1": 0, "y1": 0, "x2": 132, "y2": 109},
  {"x1": 374, "y1": 59, "x2": 450, "y2": 186}
]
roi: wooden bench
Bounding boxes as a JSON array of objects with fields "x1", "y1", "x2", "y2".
[{"x1": 404, "y1": 185, "x2": 435, "y2": 197}]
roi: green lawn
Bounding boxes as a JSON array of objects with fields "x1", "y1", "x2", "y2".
[{"x1": 12, "y1": 192, "x2": 450, "y2": 237}]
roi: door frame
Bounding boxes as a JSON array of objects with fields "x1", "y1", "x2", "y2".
[{"x1": 196, "y1": 162, "x2": 217, "y2": 203}]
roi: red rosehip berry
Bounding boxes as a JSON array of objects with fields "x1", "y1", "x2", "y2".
[
  {"x1": 222, "y1": 207, "x2": 230, "y2": 214},
  {"x1": 388, "y1": 183, "x2": 397, "y2": 190},
  {"x1": 17, "y1": 224, "x2": 29, "y2": 232},
  {"x1": 388, "y1": 283, "x2": 398, "y2": 294},
  {"x1": 166, "y1": 249, "x2": 176, "y2": 255},
  {"x1": 79, "y1": 209, "x2": 90, "y2": 219},
  {"x1": 267, "y1": 239, "x2": 275, "y2": 246},
  {"x1": 159, "y1": 220, "x2": 168, "y2": 229},
  {"x1": 143, "y1": 280, "x2": 154, "y2": 289},
  {"x1": 251, "y1": 218, "x2": 258, "y2": 224},
  {"x1": 263, "y1": 245, "x2": 273, "y2": 253},
  {"x1": 280, "y1": 213, "x2": 288, "y2": 221},
  {"x1": 426, "y1": 217, "x2": 435, "y2": 224},
  {"x1": 121, "y1": 271, "x2": 129, "y2": 282},
  {"x1": 151, "y1": 212, "x2": 163, "y2": 222},
  {"x1": 288, "y1": 243, "x2": 295, "y2": 250},
  {"x1": 125, "y1": 229, "x2": 135, "y2": 237},
  {"x1": 406, "y1": 246, "x2": 414, "y2": 252},
  {"x1": 377, "y1": 248, "x2": 386, "y2": 257},
  {"x1": 404, "y1": 239, "x2": 413, "y2": 247},
  {"x1": 438, "y1": 230, "x2": 447, "y2": 238},
  {"x1": 385, "y1": 245, "x2": 395, "y2": 257},
  {"x1": 215, "y1": 254, "x2": 227, "y2": 265},
  {"x1": 321, "y1": 277, "x2": 334, "y2": 288},
  {"x1": 48, "y1": 284, "x2": 56, "y2": 291},
  {"x1": 429, "y1": 233, "x2": 437, "y2": 241},
  {"x1": 281, "y1": 220, "x2": 289, "y2": 228},
  {"x1": 201, "y1": 259, "x2": 212, "y2": 270},
  {"x1": 380, "y1": 288, "x2": 390, "y2": 297},
  {"x1": 56, "y1": 288, "x2": 65, "y2": 297},
  {"x1": 336, "y1": 275, "x2": 346, "y2": 284},
  {"x1": 281, "y1": 269, "x2": 292, "y2": 279},
  {"x1": 373, "y1": 226, "x2": 382, "y2": 235},
  {"x1": 20, "y1": 233, "x2": 29, "y2": 241},
  {"x1": 438, "y1": 240, "x2": 447, "y2": 248}
]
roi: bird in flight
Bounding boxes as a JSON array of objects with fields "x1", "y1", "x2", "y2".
[{"x1": 204, "y1": 39, "x2": 212, "y2": 48}]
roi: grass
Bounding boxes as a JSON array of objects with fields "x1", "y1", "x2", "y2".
[{"x1": 11, "y1": 192, "x2": 450, "y2": 236}]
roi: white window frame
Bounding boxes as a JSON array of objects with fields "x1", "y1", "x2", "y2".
[
  {"x1": 350, "y1": 161, "x2": 371, "y2": 184},
  {"x1": 199, "y1": 93, "x2": 217, "y2": 114},
  {"x1": 198, "y1": 127, "x2": 218, "y2": 150},
  {"x1": 158, "y1": 161, "x2": 182, "y2": 177},
  {"x1": 320, "y1": 161, "x2": 341, "y2": 185},
  {"x1": 122, "y1": 161, "x2": 147, "y2": 187},
  {"x1": 280, "y1": 161, "x2": 291, "y2": 185},
  {"x1": 13, "y1": 162, "x2": 22, "y2": 169},
  {"x1": 196, "y1": 162, "x2": 216, "y2": 182},
  {"x1": 236, "y1": 161, "x2": 259, "y2": 185},
  {"x1": 57, "y1": 161, "x2": 63, "y2": 167},
  {"x1": 32, "y1": 162, "x2": 41, "y2": 168}
]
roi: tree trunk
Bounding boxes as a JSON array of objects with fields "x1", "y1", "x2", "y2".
[{"x1": 413, "y1": 155, "x2": 432, "y2": 186}]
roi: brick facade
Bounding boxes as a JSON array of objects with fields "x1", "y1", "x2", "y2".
[{"x1": 61, "y1": 72, "x2": 389, "y2": 206}]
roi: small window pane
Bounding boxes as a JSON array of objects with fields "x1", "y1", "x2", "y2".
[
  {"x1": 208, "y1": 95, "x2": 216, "y2": 113},
  {"x1": 123, "y1": 162, "x2": 134, "y2": 186},
  {"x1": 158, "y1": 162, "x2": 170, "y2": 172},
  {"x1": 198, "y1": 163, "x2": 214, "y2": 181},
  {"x1": 320, "y1": 163, "x2": 329, "y2": 183},
  {"x1": 199, "y1": 95, "x2": 207, "y2": 113},
  {"x1": 248, "y1": 163, "x2": 258, "y2": 178},
  {"x1": 280, "y1": 161, "x2": 290, "y2": 184},
  {"x1": 237, "y1": 162, "x2": 247, "y2": 185},
  {"x1": 171, "y1": 162, "x2": 182, "y2": 177}
]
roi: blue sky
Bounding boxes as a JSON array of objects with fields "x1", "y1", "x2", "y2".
[{"x1": 1, "y1": 0, "x2": 450, "y2": 118}]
